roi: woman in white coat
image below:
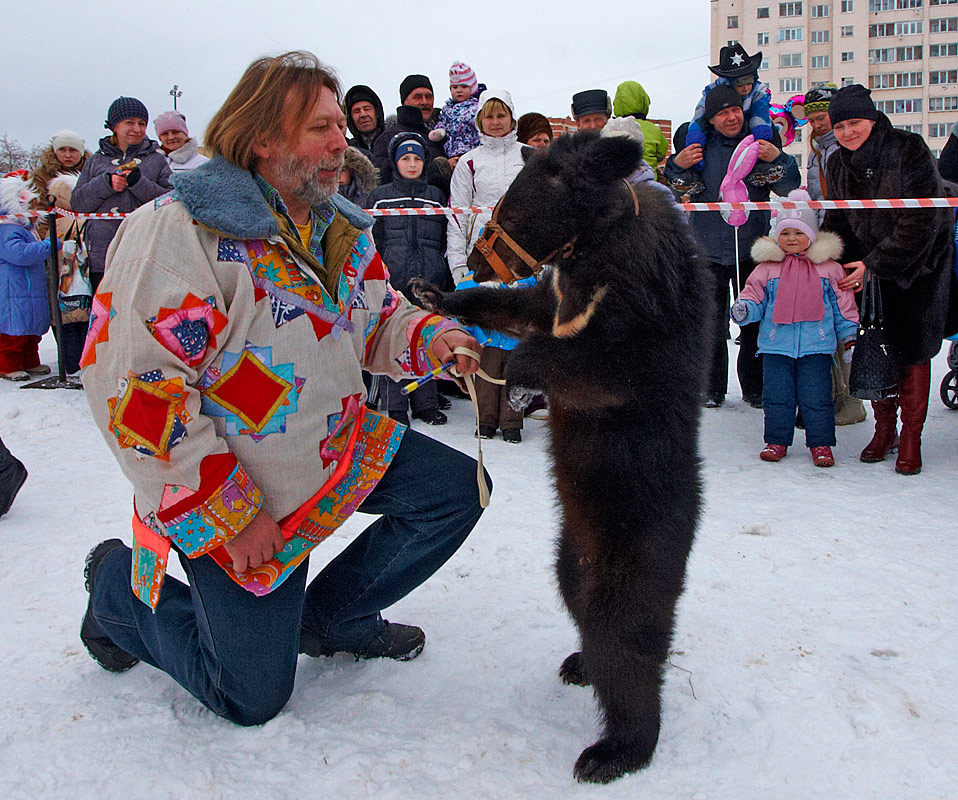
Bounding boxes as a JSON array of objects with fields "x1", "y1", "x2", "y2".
[
  {"x1": 446, "y1": 89, "x2": 526, "y2": 285},
  {"x1": 154, "y1": 111, "x2": 209, "y2": 172}
]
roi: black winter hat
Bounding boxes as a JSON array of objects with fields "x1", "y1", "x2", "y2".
[
  {"x1": 704, "y1": 84, "x2": 744, "y2": 122},
  {"x1": 827, "y1": 84, "x2": 881, "y2": 126},
  {"x1": 571, "y1": 89, "x2": 611, "y2": 118},
  {"x1": 400, "y1": 74, "x2": 433, "y2": 104},
  {"x1": 105, "y1": 96, "x2": 149, "y2": 130},
  {"x1": 344, "y1": 84, "x2": 381, "y2": 113}
]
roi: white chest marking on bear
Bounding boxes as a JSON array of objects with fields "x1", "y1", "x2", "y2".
[{"x1": 552, "y1": 283, "x2": 608, "y2": 338}]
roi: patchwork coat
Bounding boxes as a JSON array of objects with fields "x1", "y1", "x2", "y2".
[{"x1": 81, "y1": 156, "x2": 461, "y2": 608}]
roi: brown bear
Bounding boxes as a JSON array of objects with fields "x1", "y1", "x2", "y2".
[{"x1": 411, "y1": 130, "x2": 710, "y2": 783}]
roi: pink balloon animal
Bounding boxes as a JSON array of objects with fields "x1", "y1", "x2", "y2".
[{"x1": 719, "y1": 134, "x2": 760, "y2": 227}]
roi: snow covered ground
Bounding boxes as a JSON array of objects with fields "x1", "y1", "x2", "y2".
[{"x1": 0, "y1": 333, "x2": 954, "y2": 800}]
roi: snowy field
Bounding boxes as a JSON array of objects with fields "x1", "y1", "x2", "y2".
[{"x1": 0, "y1": 333, "x2": 954, "y2": 800}]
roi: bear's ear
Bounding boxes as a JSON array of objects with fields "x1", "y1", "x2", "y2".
[
  {"x1": 580, "y1": 134, "x2": 643, "y2": 184},
  {"x1": 521, "y1": 144, "x2": 536, "y2": 163}
]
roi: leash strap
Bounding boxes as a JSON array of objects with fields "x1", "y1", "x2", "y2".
[{"x1": 448, "y1": 345, "x2": 504, "y2": 508}]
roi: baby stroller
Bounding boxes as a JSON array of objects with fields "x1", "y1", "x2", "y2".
[{"x1": 941, "y1": 337, "x2": 958, "y2": 409}]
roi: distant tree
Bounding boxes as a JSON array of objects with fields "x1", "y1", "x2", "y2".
[{"x1": 0, "y1": 133, "x2": 43, "y2": 173}]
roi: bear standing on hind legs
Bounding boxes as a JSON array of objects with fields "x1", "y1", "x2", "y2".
[{"x1": 411, "y1": 130, "x2": 710, "y2": 783}]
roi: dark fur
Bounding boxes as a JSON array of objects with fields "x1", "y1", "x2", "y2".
[{"x1": 411, "y1": 131, "x2": 710, "y2": 783}]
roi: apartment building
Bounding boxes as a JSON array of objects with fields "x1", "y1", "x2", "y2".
[{"x1": 710, "y1": 0, "x2": 958, "y2": 167}]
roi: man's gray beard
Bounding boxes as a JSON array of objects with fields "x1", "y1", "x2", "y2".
[{"x1": 275, "y1": 150, "x2": 343, "y2": 208}]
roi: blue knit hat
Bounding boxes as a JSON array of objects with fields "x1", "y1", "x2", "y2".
[
  {"x1": 389, "y1": 132, "x2": 427, "y2": 164},
  {"x1": 105, "y1": 97, "x2": 149, "y2": 130}
]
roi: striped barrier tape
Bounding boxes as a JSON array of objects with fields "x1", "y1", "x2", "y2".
[{"x1": 4, "y1": 197, "x2": 958, "y2": 222}]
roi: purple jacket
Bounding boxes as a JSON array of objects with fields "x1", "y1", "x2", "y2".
[{"x1": 71, "y1": 136, "x2": 173, "y2": 273}]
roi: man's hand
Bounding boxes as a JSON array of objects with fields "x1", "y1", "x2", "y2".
[
  {"x1": 756, "y1": 140, "x2": 781, "y2": 163},
  {"x1": 433, "y1": 329, "x2": 480, "y2": 375},
  {"x1": 223, "y1": 509, "x2": 285, "y2": 575},
  {"x1": 673, "y1": 144, "x2": 704, "y2": 170}
]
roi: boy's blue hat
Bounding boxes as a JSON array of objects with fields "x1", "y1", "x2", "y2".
[{"x1": 389, "y1": 131, "x2": 427, "y2": 165}]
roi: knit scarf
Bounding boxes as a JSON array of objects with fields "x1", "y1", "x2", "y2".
[{"x1": 772, "y1": 253, "x2": 824, "y2": 324}]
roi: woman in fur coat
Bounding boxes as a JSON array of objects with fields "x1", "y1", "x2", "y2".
[
  {"x1": 822, "y1": 84, "x2": 955, "y2": 475},
  {"x1": 30, "y1": 130, "x2": 92, "y2": 373},
  {"x1": 732, "y1": 190, "x2": 859, "y2": 467}
]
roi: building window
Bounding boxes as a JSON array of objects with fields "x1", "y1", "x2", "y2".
[
  {"x1": 780, "y1": 52, "x2": 804, "y2": 67},
  {"x1": 931, "y1": 42, "x2": 958, "y2": 56},
  {"x1": 841, "y1": 25, "x2": 854, "y2": 36},
  {"x1": 812, "y1": 3, "x2": 830, "y2": 15},
  {"x1": 794, "y1": 129, "x2": 804, "y2": 142},
  {"x1": 930, "y1": 96, "x2": 958, "y2": 110},
  {"x1": 758, "y1": 31, "x2": 770, "y2": 45},
  {"x1": 841, "y1": 0, "x2": 854, "y2": 8},
  {"x1": 780, "y1": 77, "x2": 805, "y2": 92},
  {"x1": 873, "y1": 21, "x2": 923, "y2": 36},
  {"x1": 758, "y1": 5, "x2": 771, "y2": 16},
  {"x1": 761, "y1": 57, "x2": 771, "y2": 70},
  {"x1": 812, "y1": 54, "x2": 831, "y2": 67},
  {"x1": 728, "y1": 15, "x2": 739, "y2": 28},
  {"x1": 870, "y1": 0, "x2": 893, "y2": 8},
  {"x1": 728, "y1": 39, "x2": 740, "y2": 46},
  {"x1": 930, "y1": 17, "x2": 958, "y2": 31},
  {"x1": 811, "y1": 29, "x2": 830, "y2": 42},
  {"x1": 874, "y1": 98, "x2": 923, "y2": 113},
  {"x1": 930, "y1": 69, "x2": 958, "y2": 83},
  {"x1": 842, "y1": 76, "x2": 856, "y2": 86},
  {"x1": 780, "y1": 1, "x2": 804, "y2": 15},
  {"x1": 894, "y1": 124, "x2": 923, "y2": 133},
  {"x1": 870, "y1": 71, "x2": 923, "y2": 87},
  {"x1": 869, "y1": 46, "x2": 923, "y2": 62},
  {"x1": 779, "y1": 26, "x2": 805, "y2": 40},
  {"x1": 793, "y1": 154, "x2": 804, "y2": 168},
  {"x1": 931, "y1": 0, "x2": 958, "y2": 5},
  {"x1": 929, "y1": 123, "x2": 950, "y2": 136},
  {"x1": 842, "y1": 51, "x2": 855, "y2": 61}
]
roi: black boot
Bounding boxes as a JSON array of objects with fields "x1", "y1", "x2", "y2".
[
  {"x1": 0, "y1": 436, "x2": 27, "y2": 518},
  {"x1": 80, "y1": 540, "x2": 140, "y2": 672}
]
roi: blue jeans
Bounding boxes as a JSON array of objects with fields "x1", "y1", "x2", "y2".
[
  {"x1": 89, "y1": 428, "x2": 488, "y2": 725},
  {"x1": 763, "y1": 353, "x2": 835, "y2": 448}
]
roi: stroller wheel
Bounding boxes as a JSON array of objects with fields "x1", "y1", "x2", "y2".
[{"x1": 940, "y1": 370, "x2": 958, "y2": 410}]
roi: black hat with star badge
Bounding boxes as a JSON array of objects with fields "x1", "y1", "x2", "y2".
[{"x1": 709, "y1": 44, "x2": 763, "y2": 79}]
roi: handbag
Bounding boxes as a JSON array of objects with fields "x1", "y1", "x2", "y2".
[
  {"x1": 848, "y1": 269, "x2": 899, "y2": 401},
  {"x1": 58, "y1": 222, "x2": 93, "y2": 324}
]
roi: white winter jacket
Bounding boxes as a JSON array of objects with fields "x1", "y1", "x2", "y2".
[
  {"x1": 446, "y1": 131, "x2": 526, "y2": 284},
  {"x1": 164, "y1": 138, "x2": 210, "y2": 172}
]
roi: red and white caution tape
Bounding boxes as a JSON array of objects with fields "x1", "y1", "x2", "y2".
[{"x1": 4, "y1": 197, "x2": 958, "y2": 223}]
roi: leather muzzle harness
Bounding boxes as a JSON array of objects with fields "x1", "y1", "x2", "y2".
[{"x1": 472, "y1": 179, "x2": 640, "y2": 285}]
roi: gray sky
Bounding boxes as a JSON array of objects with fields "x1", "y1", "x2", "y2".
[{"x1": 3, "y1": 0, "x2": 710, "y2": 151}]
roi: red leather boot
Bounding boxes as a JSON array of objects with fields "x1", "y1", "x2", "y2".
[
  {"x1": 895, "y1": 362, "x2": 930, "y2": 475},
  {"x1": 859, "y1": 398, "x2": 899, "y2": 462}
]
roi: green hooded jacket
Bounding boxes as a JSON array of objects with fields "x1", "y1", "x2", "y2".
[{"x1": 613, "y1": 81, "x2": 670, "y2": 174}]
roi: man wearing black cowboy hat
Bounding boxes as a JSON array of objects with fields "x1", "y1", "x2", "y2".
[
  {"x1": 665, "y1": 83, "x2": 800, "y2": 409},
  {"x1": 684, "y1": 44, "x2": 774, "y2": 168}
]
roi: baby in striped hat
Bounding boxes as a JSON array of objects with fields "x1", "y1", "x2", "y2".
[{"x1": 430, "y1": 61, "x2": 486, "y2": 161}]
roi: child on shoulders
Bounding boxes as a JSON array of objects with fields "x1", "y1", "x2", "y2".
[
  {"x1": 430, "y1": 62, "x2": 485, "y2": 162},
  {"x1": 686, "y1": 44, "x2": 773, "y2": 170},
  {"x1": 731, "y1": 189, "x2": 859, "y2": 467}
]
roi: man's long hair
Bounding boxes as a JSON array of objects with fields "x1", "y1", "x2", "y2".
[{"x1": 205, "y1": 51, "x2": 342, "y2": 171}]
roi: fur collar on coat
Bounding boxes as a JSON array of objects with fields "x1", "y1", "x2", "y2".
[
  {"x1": 343, "y1": 147, "x2": 380, "y2": 195},
  {"x1": 172, "y1": 155, "x2": 373, "y2": 240},
  {"x1": 32, "y1": 146, "x2": 90, "y2": 198},
  {"x1": 750, "y1": 230, "x2": 843, "y2": 264}
]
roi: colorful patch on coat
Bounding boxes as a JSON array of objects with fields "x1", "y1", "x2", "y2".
[
  {"x1": 145, "y1": 294, "x2": 228, "y2": 367},
  {"x1": 201, "y1": 343, "x2": 304, "y2": 440},
  {"x1": 154, "y1": 191, "x2": 177, "y2": 210},
  {"x1": 79, "y1": 292, "x2": 115, "y2": 369},
  {"x1": 319, "y1": 393, "x2": 364, "y2": 469},
  {"x1": 158, "y1": 460, "x2": 262, "y2": 557},
  {"x1": 107, "y1": 370, "x2": 192, "y2": 460},
  {"x1": 217, "y1": 238, "x2": 245, "y2": 263},
  {"x1": 131, "y1": 512, "x2": 171, "y2": 609},
  {"x1": 219, "y1": 410, "x2": 404, "y2": 598}
]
